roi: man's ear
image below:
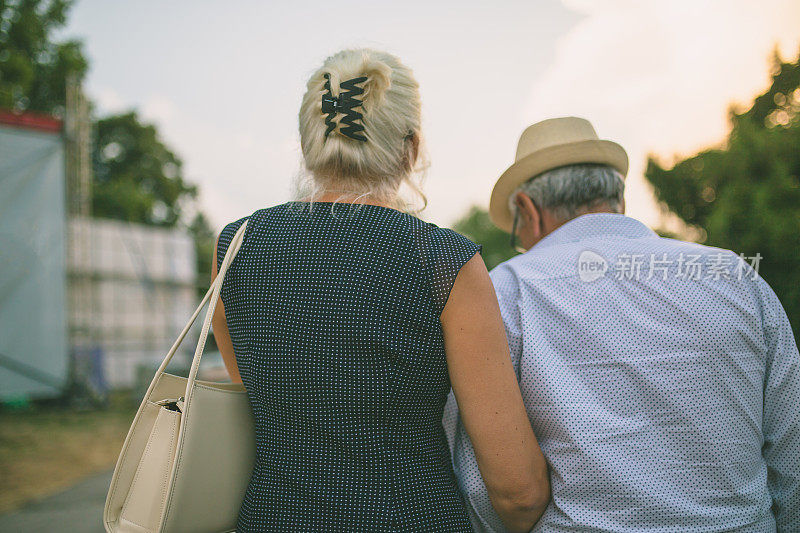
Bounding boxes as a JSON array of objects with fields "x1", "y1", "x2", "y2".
[
  {"x1": 514, "y1": 192, "x2": 542, "y2": 241},
  {"x1": 620, "y1": 197, "x2": 626, "y2": 214}
]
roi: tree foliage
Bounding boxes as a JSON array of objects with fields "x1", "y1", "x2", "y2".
[
  {"x1": 646, "y1": 49, "x2": 800, "y2": 337},
  {"x1": 452, "y1": 206, "x2": 516, "y2": 271},
  {"x1": 0, "y1": 0, "x2": 87, "y2": 115},
  {"x1": 93, "y1": 112, "x2": 216, "y2": 295},
  {"x1": 188, "y1": 211, "x2": 216, "y2": 297},
  {"x1": 92, "y1": 112, "x2": 198, "y2": 227}
]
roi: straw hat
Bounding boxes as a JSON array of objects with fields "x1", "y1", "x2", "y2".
[{"x1": 489, "y1": 117, "x2": 628, "y2": 232}]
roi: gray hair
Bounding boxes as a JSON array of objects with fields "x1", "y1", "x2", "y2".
[{"x1": 509, "y1": 163, "x2": 625, "y2": 223}]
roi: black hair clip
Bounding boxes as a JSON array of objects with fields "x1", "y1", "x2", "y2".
[
  {"x1": 322, "y1": 73, "x2": 368, "y2": 142},
  {"x1": 321, "y1": 94, "x2": 338, "y2": 114}
]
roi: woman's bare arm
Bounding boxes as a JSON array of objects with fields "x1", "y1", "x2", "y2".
[
  {"x1": 211, "y1": 232, "x2": 242, "y2": 384},
  {"x1": 442, "y1": 253, "x2": 549, "y2": 532}
]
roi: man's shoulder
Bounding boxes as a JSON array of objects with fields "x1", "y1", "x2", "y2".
[
  {"x1": 490, "y1": 234, "x2": 753, "y2": 289},
  {"x1": 489, "y1": 243, "x2": 567, "y2": 277},
  {"x1": 654, "y1": 235, "x2": 739, "y2": 258}
]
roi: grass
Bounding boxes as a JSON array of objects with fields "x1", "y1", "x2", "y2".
[{"x1": 0, "y1": 391, "x2": 138, "y2": 514}]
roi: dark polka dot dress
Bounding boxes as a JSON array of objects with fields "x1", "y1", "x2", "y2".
[{"x1": 216, "y1": 202, "x2": 481, "y2": 532}]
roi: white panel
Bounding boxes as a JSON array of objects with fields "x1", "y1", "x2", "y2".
[{"x1": 0, "y1": 125, "x2": 68, "y2": 399}]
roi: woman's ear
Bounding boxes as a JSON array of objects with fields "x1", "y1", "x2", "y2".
[{"x1": 404, "y1": 131, "x2": 420, "y2": 171}]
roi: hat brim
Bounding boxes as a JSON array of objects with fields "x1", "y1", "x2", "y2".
[{"x1": 489, "y1": 139, "x2": 629, "y2": 233}]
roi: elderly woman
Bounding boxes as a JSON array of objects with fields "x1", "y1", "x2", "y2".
[{"x1": 211, "y1": 48, "x2": 548, "y2": 532}]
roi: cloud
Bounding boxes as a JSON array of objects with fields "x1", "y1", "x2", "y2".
[
  {"x1": 524, "y1": 0, "x2": 800, "y2": 229},
  {"x1": 89, "y1": 87, "x2": 177, "y2": 129},
  {"x1": 142, "y1": 95, "x2": 177, "y2": 125},
  {"x1": 83, "y1": 85, "x2": 299, "y2": 229},
  {"x1": 90, "y1": 86, "x2": 127, "y2": 114}
]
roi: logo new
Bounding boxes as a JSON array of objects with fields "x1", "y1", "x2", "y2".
[{"x1": 578, "y1": 250, "x2": 608, "y2": 282}]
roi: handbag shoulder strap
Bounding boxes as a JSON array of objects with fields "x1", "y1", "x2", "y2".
[
  {"x1": 140, "y1": 220, "x2": 249, "y2": 403},
  {"x1": 184, "y1": 220, "x2": 249, "y2": 395}
]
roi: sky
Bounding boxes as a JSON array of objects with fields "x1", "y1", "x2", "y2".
[{"x1": 63, "y1": 0, "x2": 800, "y2": 234}]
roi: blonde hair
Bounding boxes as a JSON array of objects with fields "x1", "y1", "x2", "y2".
[{"x1": 297, "y1": 48, "x2": 427, "y2": 212}]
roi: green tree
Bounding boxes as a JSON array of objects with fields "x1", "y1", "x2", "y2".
[
  {"x1": 646, "y1": 49, "x2": 800, "y2": 338},
  {"x1": 188, "y1": 211, "x2": 216, "y2": 297},
  {"x1": 0, "y1": 0, "x2": 87, "y2": 115},
  {"x1": 453, "y1": 206, "x2": 516, "y2": 271},
  {"x1": 92, "y1": 111, "x2": 198, "y2": 227},
  {"x1": 93, "y1": 112, "x2": 215, "y2": 293}
]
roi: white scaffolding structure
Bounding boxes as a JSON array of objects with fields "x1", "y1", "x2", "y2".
[{"x1": 68, "y1": 217, "x2": 198, "y2": 388}]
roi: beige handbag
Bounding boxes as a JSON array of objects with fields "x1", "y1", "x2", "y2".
[{"x1": 104, "y1": 221, "x2": 255, "y2": 533}]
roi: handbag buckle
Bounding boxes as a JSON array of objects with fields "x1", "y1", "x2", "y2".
[{"x1": 156, "y1": 396, "x2": 185, "y2": 413}]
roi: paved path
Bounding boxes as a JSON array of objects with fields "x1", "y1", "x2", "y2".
[{"x1": 0, "y1": 469, "x2": 111, "y2": 532}]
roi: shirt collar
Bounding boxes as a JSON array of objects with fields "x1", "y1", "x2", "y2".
[{"x1": 532, "y1": 213, "x2": 658, "y2": 250}]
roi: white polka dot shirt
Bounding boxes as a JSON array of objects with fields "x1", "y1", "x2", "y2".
[{"x1": 445, "y1": 213, "x2": 799, "y2": 532}]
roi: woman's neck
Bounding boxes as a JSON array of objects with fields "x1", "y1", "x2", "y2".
[{"x1": 305, "y1": 191, "x2": 394, "y2": 209}]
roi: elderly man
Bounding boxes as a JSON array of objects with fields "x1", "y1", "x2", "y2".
[{"x1": 445, "y1": 117, "x2": 799, "y2": 531}]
